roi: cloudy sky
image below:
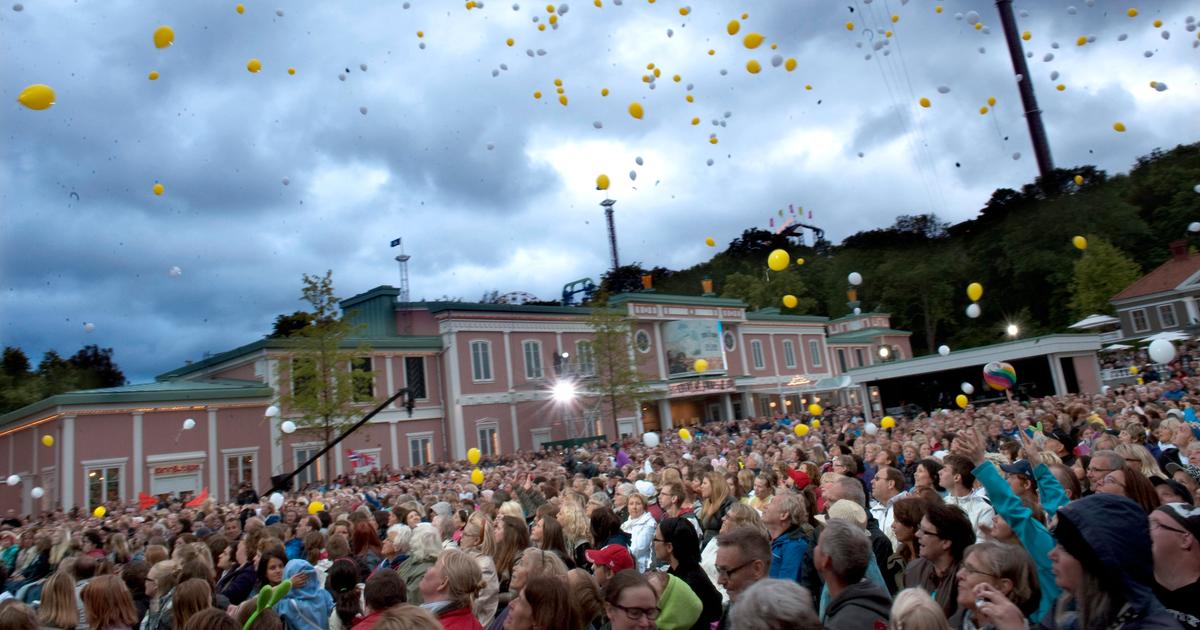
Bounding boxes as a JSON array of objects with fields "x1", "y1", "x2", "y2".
[{"x1": 2, "y1": 0, "x2": 1197, "y2": 383}]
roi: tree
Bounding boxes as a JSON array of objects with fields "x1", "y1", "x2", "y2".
[
  {"x1": 68, "y1": 345, "x2": 126, "y2": 390},
  {"x1": 1069, "y1": 236, "x2": 1143, "y2": 318},
  {"x1": 2, "y1": 347, "x2": 31, "y2": 379},
  {"x1": 584, "y1": 303, "x2": 651, "y2": 439},
  {"x1": 277, "y1": 271, "x2": 375, "y2": 484},
  {"x1": 720, "y1": 268, "x2": 817, "y2": 313},
  {"x1": 270, "y1": 311, "x2": 314, "y2": 338}
]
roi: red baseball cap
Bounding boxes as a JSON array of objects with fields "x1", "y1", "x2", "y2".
[{"x1": 585, "y1": 544, "x2": 634, "y2": 573}]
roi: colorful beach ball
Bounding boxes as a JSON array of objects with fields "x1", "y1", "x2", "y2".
[{"x1": 982, "y1": 361, "x2": 1017, "y2": 390}]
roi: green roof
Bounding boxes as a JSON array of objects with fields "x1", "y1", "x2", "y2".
[
  {"x1": 828, "y1": 311, "x2": 891, "y2": 323},
  {"x1": 745, "y1": 308, "x2": 829, "y2": 323},
  {"x1": 607, "y1": 293, "x2": 746, "y2": 308},
  {"x1": 0, "y1": 379, "x2": 273, "y2": 428},
  {"x1": 155, "y1": 336, "x2": 442, "y2": 381},
  {"x1": 825, "y1": 327, "x2": 912, "y2": 343},
  {"x1": 420, "y1": 302, "x2": 591, "y2": 316}
]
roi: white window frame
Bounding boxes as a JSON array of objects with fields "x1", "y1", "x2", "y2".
[
  {"x1": 634, "y1": 330, "x2": 652, "y2": 353},
  {"x1": 808, "y1": 340, "x2": 822, "y2": 368},
  {"x1": 531, "y1": 428, "x2": 552, "y2": 451},
  {"x1": 222, "y1": 447, "x2": 259, "y2": 500},
  {"x1": 750, "y1": 340, "x2": 765, "y2": 370},
  {"x1": 782, "y1": 339, "x2": 797, "y2": 369},
  {"x1": 575, "y1": 340, "x2": 596, "y2": 376},
  {"x1": 470, "y1": 340, "x2": 494, "y2": 382},
  {"x1": 1159, "y1": 304, "x2": 1178, "y2": 328},
  {"x1": 292, "y1": 443, "x2": 323, "y2": 487},
  {"x1": 477, "y1": 422, "x2": 500, "y2": 456},
  {"x1": 408, "y1": 432, "x2": 434, "y2": 466},
  {"x1": 522, "y1": 340, "x2": 544, "y2": 380},
  {"x1": 83, "y1": 457, "x2": 127, "y2": 511},
  {"x1": 1130, "y1": 308, "x2": 1150, "y2": 333}
]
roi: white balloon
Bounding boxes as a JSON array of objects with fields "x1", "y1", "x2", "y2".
[
  {"x1": 938, "y1": 345, "x2": 951, "y2": 356},
  {"x1": 853, "y1": 307, "x2": 862, "y2": 315},
  {"x1": 168, "y1": 266, "x2": 182, "y2": 278},
  {"x1": 31, "y1": 487, "x2": 44, "y2": 499},
  {"x1": 265, "y1": 405, "x2": 281, "y2": 418},
  {"x1": 847, "y1": 272, "x2": 863, "y2": 286},
  {"x1": 269, "y1": 492, "x2": 285, "y2": 510},
  {"x1": 1189, "y1": 222, "x2": 1200, "y2": 233},
  {"x1": 961, "y1": 382, "x2": 975, "y2": 395},
  {"x1": 642, "y1": 432, "x2": 660, "y2": 448},
  {"x1": 1149, "y1": 339, "x2": 1177, "y2": 364},
  {"x1": 966, "y1": 303, "x2": 982, "y2": 319},
  {"x1": 182, "y1": 418, "x2": 196, "y2": 430},
  {"x1": 6, "y1": 474, "x2": 19, "y2": 486},
  {"x1": 864, "y1": 422, "x2": 879, "y2": 435},
  {"x1": 83, "y1": 322, "x2": 95, "y2": 333},
  {"x1": 1194, "y1": 184, "x2": 1200, "y2": 194},
  {"x1": 280, "y1": 420, "x2": 297, "y2": 434}
]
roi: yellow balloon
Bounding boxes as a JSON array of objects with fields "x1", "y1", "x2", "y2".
[
  {"x1": 808, "y1": 404, "x2": 822, "y2": 416},
  {"x1": 1074, "y1": 175, "x2": 1084, "y2": 185},
  {"x1": 979, "y1": 106, "x2": 989, "y2": 115},
  {"x1": 919, "y1": 97, "x2": 931, "y2": 108},
  {"x1": 782, "y1": 295, "x2": 798, "y2": 309},
  {"x1": 308, "y1": 501, "x2": 325, "y2": 514},
  {"x1": 956, "y1": 394, "x2": 969, "y2": 409},
  {"x1": 846, "y1": 21, "x2": 855, "y2": 30},
  {"x1": 93, "y1": 506, "x2": 106, "y2": 518},
  {"x1": 1072, "y1": 235, "x2": 1088, "y2": 250},
  {"x1": 727, "y1": 20, "x2": 740, "y2": 35},
  {"x1": 705, "y1": 237, "x2": 715, "y2": 247},
  {"x1": 288, "y1": 68, "x2": 296, "y2": 75},
  {"x1": 596, "y1": 174, "x2": 610, "y2": 190},
  {"x1": 746, "y1": 60, "x2": 762, "y2": 74},
  {"x1": 693, "y1": 358, "x2": 708, "y2": 373},
  {"x1": 1113, "y1": 122, "x2": 1126, "y2": 133},
  {"x1": 559, "y1": 95, "x2": 568, "y2": 106},
  {"x1": 153, "y1": 183, "x2": 165, "y2": 196},
  {"x1": 784, "y1": 58, "x2": 797, "y2": 72},
  {"x1": 153, "y1": 25, "x2": 175, "y2": 49},
  {"x1": 810, "y1": 419, "x2": 820, "y2": 429},
  {"x1": 471, "y1": 468, "x2": 485, "y2": 485},
  {"x1": 628, "y1": 102, "x2": 644, "y2": 120},
  {"x1": 967, "y1": 282, "x2": 983, "y2": 302},
  {"x1": 148, "y1": 71, "x2": 160, "y2": 81},
  {"x1": 796, "y1": 258, "x2": 805, "y2": 266},
  {"x1": 1022, "y1": 31, "x2": 1031, "y2": 41},
  {"x1": 17, "y1": 84, "x2": 56, "y2": 110},
  {"x1": 247, "y1": 59, "x2": 263, "y2": 73},
  {"x1": 794, "y1": 423, "x2": 809, "y2": 437},
  {"x1": 767, "y1": 249, "x2": 790, "y2": 271},
  {"x1": 1127, "y1": 8, "x2": 1138, "y2": 17},
  {"x1": 678, "y1": 428, "x2": 692, "y2": 442},
  {"x1": 743, "y1": 32, "x2": 765, "y2": 49},
  {"x1": 880, "y1": 416, "x2": 896, "y2": 429},
  {"x1": 41, "y1": 435, "x2": 54, "y2": 447},
  {"x1": 987, "y1": 96, "x2": 997, "y2": 106},
  {"x1": 467, "y1": 447, "x2": 481, "y2": 465},
  {"x1": 236, "y1": 3, "x2": 245, "y2": 13},
  {"x1": 1130, "y1": 366, "x2": 1140, "y2": 375}
]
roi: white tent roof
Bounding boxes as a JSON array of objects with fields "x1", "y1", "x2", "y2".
[
  {"x1": 1069, "y1": 314, "x2": 1120, "y2": 329},
  {"x1": 1143, "y1": 331, "x2": 1191, "y2": 343},
  {"x1": 1101, "y1": 343, "x2": 1134, "y2": 351}
]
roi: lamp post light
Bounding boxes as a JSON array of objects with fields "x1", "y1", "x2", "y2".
[{"x1": 1006, "y1": 323, "x2": 1020, "y2": 338}]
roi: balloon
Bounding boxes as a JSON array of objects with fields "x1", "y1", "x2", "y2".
[
  {"x1": 17, "y1": 84, "x2": 55, "y2": 110},
  {"x1": 808, "y1": 404, "x2": 823, "y2": 416},
  {"x1": 983, "y1": 361, "x2": 1017, "y2": 390},
  {"x1": 705, "y1": 237, "x2": 715, "y2": 247},
  {"x1": 153, "y1": 183, "x2": 164, "y2": 196},
  {"x1": 265, "y1": 405, "x2": 281, "y2": 418},
  {"x1": 745, "y1": 60, "x2": 762, "y2": 74},
  {"x1": 93, "y1": 506, "x2": 106, "y2": 518},
  {"x1": 848, "y1": 272, "x2": 863, "y2": 286},
  {"x1": 1072, "y1": 236, "x2": 1087, "y2": 250},
  {"x1": 468, "y1": 447, "x2": 481, "y2": 465},
  {"x1": 767, "y1": 249, "x2": 790, "y2": 271},
  {"x1": 148, "y1": 71, "x2": 160, "y2": 81},
  {"x1": 168, "y1": 266, "x2": 182, "y2": 278},
  {"x1": 182, "y1": 418, "x2": 196, "y2": 430},
  {"x1": 280, "y1": 420, "x2": 296, "y2": 434},
  {"x1": 1190, "y1": 222, "x2": 1200, "y2": 233},
  {"x1": 31, "y1": 487, "x2": 44, "y2": 499},
  {"x1": 269, "y1": 492, "x2": 284, "y2": 509},
  {"x1": 938, "y1": 345, "x2": 950, "y2": 356},
  {"x1": 678, "y1": 428, "x2": 692, "y2": 443},
  {"x1": 864, "y1": 422, "x2": 879, "y2": 435},
  {"x1": 743, "y1": 32, "x2": 764, "y2": 49},
  {"x1": 236, "y1": 4, "x2": 244, "y2": 13},
  {"x1": 470, "y1": 468, "x2": 485, "y2": 485},
  {"x1": 782, "y1": 295, "x2": 798, "y2": 309},
  {"x1": 153, "y1": 25, "x2": 174, "y2": 49},
  {"x1": 307, "y1": 501, "x2": 325, "y2": 514},
  {"x1": 288, "y1": 68, "x2": 296, "y2": 75},
  {"x1": 247, "y1": 59, "x2": 262, "y2": 73},
  {"x1": 693, "y1": 358, "x2": 709, "y2": 373},
  {"x1": 785, "y1": 58, "x2": 797, "y2": 72},
  {"x1": 1113, "y1": 122, "x2": 1126, "y2": 133},
  {"x1": 84, "y1": 322, "x2": 95, "y2": 333},
  {"x1": 596, "y1": 174, "x2": 610, "y2": 190},
  {"x1": 793, "y1": 423, "x2": 809, "y2": 437},
  {"x1": 966, "y1": 283, "x2": 983, "y2": 302},
  {"x1": 1074, "y1": 175, "x2": 1084, "y2": 185},
  {"x1": 643, "y1": 432, "x2": 660, "y2": 448},
  {"x1": 6, "y1": 474, "x2": 19, "y2": 486},
  {"x1": 796, "y1": 258, "x2": 805, "y2": 266},
  {"x1": 727, "y1": 20, "x2": 740, "y2": 35},
  {"x1": 966, "y1": 303, "x2": 981, "y2": 319},
  {"x1": 961, "y1": 382, "x2": 975, "y2": 395},
  {"x1": 628, "y1": 102, "x2": 644, "y2": 119},
  {"x1": 1130, "y1": 366, "x2": 1140, "y2": 375},
  {"x1": 41, "y1": 435, "x2": 53, "y2": 447},
  {"x1": 880, "y1": 416, "x2": 896, "y2": 429},
  {"x1": 919, "y1": 97, "x2": 931, "y2": 108},
  {"x1": 956, "y1": 394, "x2": 969, "y2": 409},
  {"x1": 811, "y1": 419, "x2": 820, "y2": 429},
  {"x1": 1149, "y1": 339, "x2": 1176, "y2": 364},
  {"x1": 1127, "y1": 8, "x2": 1138, "y2": 16}
]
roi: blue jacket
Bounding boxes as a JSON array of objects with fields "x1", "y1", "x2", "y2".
[
  {"x1": 284, "y1": 537, "x2": 304, "y2": 561},
  {"x1": 770, "y1": 525, "x2": 820, "y2": 603},
  {"x1": 1032, "y1": 462, "x2": 1070, "y2": 521}
]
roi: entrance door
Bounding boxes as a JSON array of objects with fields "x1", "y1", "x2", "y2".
[
  {"x1": 617, "y1": 419, "x2": 636, "y2": 438},
  {"x1": 531, "y1": 429, "x2": 552, "y2": 451},
  {"x1": 705, "y1": 403, "x2": 722, "y2": 423}
]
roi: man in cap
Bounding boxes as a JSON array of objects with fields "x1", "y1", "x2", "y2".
[
  {"x1": 584, "y1": 544, "x2": 634, "y2": 589},
  {"x1": 999, "y1": 459, "x2": 1038, "y2": 506},
  {"x1": 1168, "y1": 463, "x2": 1200, "y2": 496}
]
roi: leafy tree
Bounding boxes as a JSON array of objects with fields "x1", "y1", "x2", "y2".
[
  {"x1": 270, "y1": 311, "x2": 314, "y2": 338},
  {"x1": 2, "y1": 347, "x2": 31, "y2": 378},
  {"x1": 720, "y1": 268, "x2": 817, "y2": 313},
  {"x1": 1069, "y1": 236, "x2": 1143, "y2": 318},
  {"x1": 277, "y1": 271, "x2": 375, "y2": 484},
  {"x1": 584, "y1": 302, "x2": 651, "y2": 439},
  {"x1": 68, "y1": 345, "x2": 126, "y2": 390},
  {"x1": 37, "y1": 350, "x2": 78, "y2": 398}
]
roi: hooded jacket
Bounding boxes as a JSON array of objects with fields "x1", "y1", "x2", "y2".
[
  {"x1": 823, "y1": 579, "x2": 892, "y2": 630},
  {"x1": 656, "y1": 574, "x2": 703, "y2": 630},
  {"x1": 274, "y1": 559, "x2": 335, "y2": 630}
]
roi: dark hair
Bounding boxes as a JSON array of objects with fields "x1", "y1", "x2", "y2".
[
  {"x1": 715, "y1": 526, "x2": 771, "y2": 567},
  {"x1": 256, "y1": 549, "x2": 287, "y2": 586},
  {"x1": 1117, "y1": 464, "x2": 1162, "y2": 514},
  {"x1": 172, "y1": 578, "x2": 213, "y2": 630},
  {"x1": 234, "y1": 601, "x2": 283, "y2": 630},
  {"x1": 363, "y1": 568, "x2": 407, "y2": 611},
  {"x1": 876, "y1": 467, "x2": 906, "y2": 494},
  {"x1": 326, "y1": 534, "x2": 351, "y2": 560},
  {"x1": 206, "y1": 536, "x2": 229, "y2": 568},
  {"x1": 923, "y1": 502, "x2": 975, "y2": 561},
  {"x1": 601, "y1": 569, "x2": 652, "y2": 606},
  {"x1": 942, "y1": 454, "x2": 976, "y2": 488},
  {"x1": 658, "y1": 517, "x2": 701, "y2": 567},
  {"x1": 589, "y1": 507, "x2": 622, "y2": 547},
  {"x1": 75, "y1": 554, "x2": 98, "y2": 580},
  {"x1": 303, "y1": 532, "x2": 326, "y2": 566},
  {"x1": 83, "y1": 529, "x2": 103, "y2": 550},
  {"x1": 317, "y1": 511, "x2": 333, "y2": 529},
  {"x1": 181, "y1": 558, "x2": 215, "y2": 585},
  {"x1": 0, "y1": 601, "x2": 39, "y2": 630},
  {"x1": 522, "y1": 575, "x2": 578, "y2": 630},
  {"x1": 326, "y1": 559, "x2": 361, "y2": 627},
  {"x1": 182, "y1": 608, "x2": 239, "y2": 630},
  {"x1": 917, "y1": 459, "x2": 946, "y2": 492},
  {"x1": 122, "y1": 560, "x2": 150, "y2": 598},
  {"x1": 536, "y1": 516, "x2": 571, "y2": 560}
]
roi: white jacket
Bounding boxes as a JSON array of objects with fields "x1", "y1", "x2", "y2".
[
  {"x1": 944, "y1": 490, "x2": 995, "y2": 541},
  {"x1": 622, "y1": 511, "x2": 658, "y2": 573},
  {"x1": 871, "y1": 492, "x2": 906, "y2": 551}
]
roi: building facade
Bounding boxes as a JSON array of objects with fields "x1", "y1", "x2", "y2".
[
  {"x1": 0, "y1": 287, "x2": 910, "y2": 513},
  {"x1": 1111, "y1": 240, "x2": 1200, "y2": 340}
]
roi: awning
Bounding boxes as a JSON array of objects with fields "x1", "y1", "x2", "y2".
[
  {"x1": 807, "y1": 375, "x2": 853, "y2": 390},
  {"x1": 1101, "y1": 343, "x2": 1133, "y2": 351},
  {"x1": 1142, "y1": 331, "x2": 1191, "y2": 343},
  {"x1": 1069, "y1": 314, "x2": 1120, "y2": 329}
]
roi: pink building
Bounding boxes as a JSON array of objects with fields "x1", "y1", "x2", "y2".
[{"x1": 0, "y1": 287, "x2": 911, "y2": 513}]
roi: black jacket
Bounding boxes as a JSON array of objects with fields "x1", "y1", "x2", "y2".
[
  {"x1": 824, "y1": 580, "x2": 892, "y2": 630},
  {"x1": 669, "y1": 562, "x2": 723, "y2": 630}
]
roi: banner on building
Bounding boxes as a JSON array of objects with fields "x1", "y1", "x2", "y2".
[
  {"x1": 662, "y1": 319, "x2": 726, "y2": 377},
  {"x1": 346, "y1": 449, "x2": 378, "y2": 473}
]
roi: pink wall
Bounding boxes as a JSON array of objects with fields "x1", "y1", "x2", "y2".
[
  {"x1": 213, "y1": 362, "x2": 259, "y2": 382},
  {"x1": 880, "y1": 334, "x2": 914, "y2": 361},
  {"x1": 724, "y1": 324, "x2": 746, "y2": 376},
  {"x1": 509, "y1": 332, "x2": 558, "y2": 388},
  {"x1": 632, "y1": 323, "x2": 659, "y2": 380},
  {"x1": 396, "y1": 309, "x2": 440, "y2": 335},
  {"x1": 456, "y1": 331, "x2": 507, "y2": 394},
  {"x1": 743, "y1": 334, "x2": 771, "y2": 374},
  {"x1": 1072, "y1": 355, "x2": 1102, "y2": 394},
  {"x1": 216, "y1": 406, "x2": 273, "y2": 497},
  {"x1": 801, "y1": 333, "x2": 829, "y2": 373}
]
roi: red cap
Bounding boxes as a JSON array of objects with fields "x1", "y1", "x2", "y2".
[
  {"x1": 584, "y1": 544, "x2": 634, "y2": 573},
  {"x1": 788, "y1": 468, "x2": 811, "y2": 490}
]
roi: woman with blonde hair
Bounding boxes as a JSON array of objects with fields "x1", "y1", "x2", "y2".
[
  {"x1": 82, "y1": 574, "x2": 140, "y2": 630},
  {"x1": 497, "y1": 501, "x2": 524, "y2": 521},
  {"x1": 458, "y1": 513, "x2": 499, "y2": 627},
  {"x1": 621, "y1": 493, "x2": 657, "y2": 573},
  {"x1": 107, "y1": 533, "x2": 132, "y2": 565},
  {"x1": 1114, "y1": 442, "x2": 1168, "y2": 479},
  {"x1": 485, "y1": 549, "x2": 569, "y2": 630},
  {"x1": 36, "y1": 571, "x2": 79, "y2": 630},
  {"x1": 699, "y1": 472, "x2": 734, "y2": 547},
  {"x1": 557, "y1": 501, "x2": 593, "y2": 568},
  {"x1": 889, "y1": 587, "x2": 949, "y2": 630},
  {"x1": 418, "y1": 548, "x2": 485, "y2": 630},
  {"x1": 141, "y1": 560, "x2": 183, "y2": 630}
]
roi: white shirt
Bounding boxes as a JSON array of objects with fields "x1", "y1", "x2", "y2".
[{"x1": 945, "y1": 490, "x2": 995, "y2": 542}]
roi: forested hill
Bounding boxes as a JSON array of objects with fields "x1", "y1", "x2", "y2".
[{"x1": 598, "y1": 142, "x2": 1200, "y2": 355}]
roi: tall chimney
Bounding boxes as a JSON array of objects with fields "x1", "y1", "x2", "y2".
[{"x1": 1170, "y1": 240, "x2": 1190, "y2": 261}]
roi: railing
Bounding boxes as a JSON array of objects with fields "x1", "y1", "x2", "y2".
[
  {"x1": 1098, "y1": 330, "x2": 1123, "y2": 342},
  {"x1": 1100, "y1": 363, "x2": 1168, "y2": 383}
]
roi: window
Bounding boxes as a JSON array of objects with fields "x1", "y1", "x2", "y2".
[
  {"x1": 477, "y1": 425, "x2": 499, "y2": 456},
  {"x1": 531, "y1": 429, "x2": 552, "y2": 451},
  {"x1": 837, "y1": 349, "x2": 848, "y2": 373},
  {"x1": 808, "y1": 340, "x2": 822, "y2": 367},
  {"x1": 291, "y1": 357, "x2": 315, "y2": 398},
  {"x1": 225, "y1": 452, "x2": 255, "y2": 498},
  {"x1": 1130, "y1": 309, "x2": 1149, "y2": 333},
  {"x1": 751, "y1": 340, "x2": 765, "y2": 369},
  {"x1": 634, "y1": 330, "x2": 652, "y2": 353},
  {"x1": 293, "y1": 446, "x2": 321, "y2": 488},
  {"x1": 470, "y1": 340, "x2": 493, "y2": 382},
  {"x1": 523, "y1": 340, "x2": 544, "y2": 379},
  {"x1": 1159, "y1": 304, "x2": 1178, "y2": 328},
  {"x1": 575, "y1": 341, "x2": 595, "y2": 376},
  {"x1": 782, "y1": 340, "x2": 797, "y2": 369},
  {"x1": 409, "y1": 434, "x2": 434, "y2": 466},
  {"x1": 723, "y1": 330, "x2": 736, "y2": 352},
  {"x1": 86, "y1": 465, "x2": 122, "y2": 510},
  {"x1": 352, "y1": 357, "x2": 374, "y2": 402},
  {"x1": 855, "y1": 348, "x2": 866, "y2": 367},
  {"x1": 405, "y1": 356, "x2": 427, "y2": 399}
]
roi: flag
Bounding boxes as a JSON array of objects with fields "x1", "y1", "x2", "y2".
[
  {"x1": 808, "y1": 210, "x2": 813, "y2": 219},
  {"x1": 138, "y1": 492, "x2": 157, "y2": 511},
  {"x1": 346, "y1": 449, "x2": 378, "y2": 472},
  {"x1": 186, "y1": 488, "x2": 209, "y2": 507},
  {"x1": 390, "y1": 238, "x2": 401, "y2": 247}
]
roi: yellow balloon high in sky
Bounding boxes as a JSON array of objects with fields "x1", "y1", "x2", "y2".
[
  {"x1": 628, "y1": 102, "x2": 644, "y2": 119},
  {"x1": 247, "y1": 59, "x2": 263, "y2": 73},
  {"x1": 1072, "y1": 235, "x2": 1088, "y2": 250},
  {"x1": 153, "y1": 25, "x2": 175, "y2": 49},
  {"x1": 967, "y1": 282, "x2": 983, "y2": 302},
  {"x1": 17, "y1": 84, "x2": 55, "y2": 110},
  {"x1": 767, "y1": 249, "x2": 789, "y2": 271},
  {"x1": 743, "y1": 32, "x2": 764, "y2": 49},
  {"x1": 153, "y1": 183, "x2": 165, "y2": 196},
  {"x1": 596, "y1": 174, "x2": 610, "y2": 190},
  {"x1": 727, "y1": 20, "x2": 740, "y2": 35},
  {"x1": 705, "y1": 237, "x2": 715, "y2": 247}
]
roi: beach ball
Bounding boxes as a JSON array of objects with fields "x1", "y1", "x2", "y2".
[{"x1": 982, "y1": 361, "x2": 1017, "y2": 390}]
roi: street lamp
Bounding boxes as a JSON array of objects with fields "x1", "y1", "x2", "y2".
[
  {"x1": 552, "y1": 381, "x2": 577, "y2": 404},
  {"x1": 1006, "y1": 323, "x2": 1020, "y2": 338},
  {"x1": 878, "y1": 346, "x2": 891, "y2": 360}
]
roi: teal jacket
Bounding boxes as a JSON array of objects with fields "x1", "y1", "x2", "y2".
[{"x1": 972, "y1": 461, "x2": 1060, "y2": 622}]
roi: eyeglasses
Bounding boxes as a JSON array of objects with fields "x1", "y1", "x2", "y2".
[
  {"x1": 612, "y1": 603, "x2": 660, "y2": 621},
  {"x1": 918, "y1": 528, "x2": 941, "y2": 539},
  {"x1": 715, "y1": 559, "x2": 756, "y2": 579},
  {"x1": 1088, "y1": 466, "x2": 1117, "y2": 476},
  {"x1": 653, "y1": 537, "x2": 667, "y2": 544},
  {"x1": 1101, "y1": 475, "x2": 1126, "y2": 488},
  {"x1": 960, "y1": 564, "x2": 997, "y2": 578}
]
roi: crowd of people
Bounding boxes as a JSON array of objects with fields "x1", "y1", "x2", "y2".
[{"x1": 4, "y1": 369, "x2": 1200, "y2": 629}]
